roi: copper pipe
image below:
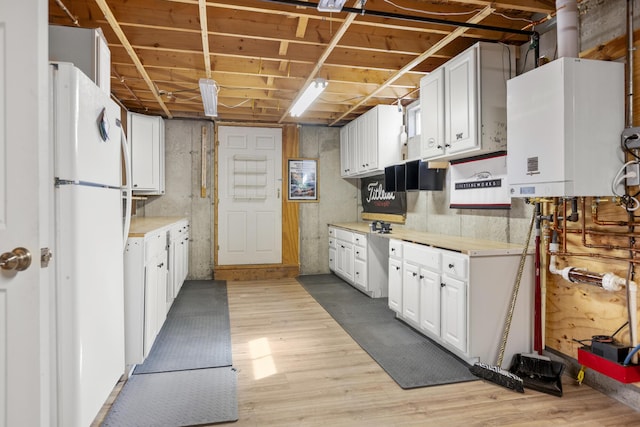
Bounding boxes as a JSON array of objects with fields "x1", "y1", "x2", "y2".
[
  {"x1": 545, "y1": 249, "x2": 640, "y2": 264},
  {"x1": 591, "y1": 198, "x2": 640, "y2": 226}
]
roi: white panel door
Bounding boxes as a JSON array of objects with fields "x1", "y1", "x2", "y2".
[
  {"x1": 0, "y1": 1, "x2": 49, "y2": 426},
  {"x1": 218, "y1": 126, "x2": 282, "y2": 265}
]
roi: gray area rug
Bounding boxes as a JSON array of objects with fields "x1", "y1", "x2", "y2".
[
  {"x1": 298, "y1": 274, "x2": 478, "y2": 389},
  {"x1": 133, "y1": 280, "x2": 232, "y2": 374},
  {"x1": 102, "y1": 367, "x2": 238, "y2": 427},
  {"x1": 105, "y1": 280, "x2": 238, "y2": 425}
]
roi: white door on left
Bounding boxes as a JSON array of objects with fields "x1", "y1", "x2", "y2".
[{"x1": 0, "y1": 1, "x2": 50, "y2": 426}]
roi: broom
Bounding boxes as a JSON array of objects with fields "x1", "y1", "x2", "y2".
[{"x1": 468, "y1": 207, "x2": 536, "y2": 393}]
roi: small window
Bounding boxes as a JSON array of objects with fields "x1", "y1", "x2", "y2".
[{"x1": 406, "y1": 100, "x2": 420, "y2": 138}]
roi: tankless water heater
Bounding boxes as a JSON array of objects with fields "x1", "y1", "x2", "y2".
[{"x1": 507, "y1": 58, "x2": 624, "y2": 197}]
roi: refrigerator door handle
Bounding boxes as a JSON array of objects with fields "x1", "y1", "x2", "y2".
[{"x1": 120, "y1": 124, "x2": 133, "y2": 252}]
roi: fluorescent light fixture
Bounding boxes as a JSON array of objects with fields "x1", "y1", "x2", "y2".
[
  {"x1": 290, "y1": 78, "x2": 328, "y2": 117},
  {"x1": 317, "y1": 0, "x2": 347, "y2": 12},
  {"x1": 199, "y1": 78, "x2": 218, "y2": 117}
]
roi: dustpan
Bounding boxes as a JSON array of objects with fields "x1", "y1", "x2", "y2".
[{"x1": 509, "y1": 353, "x2": 565, "y2": 397}]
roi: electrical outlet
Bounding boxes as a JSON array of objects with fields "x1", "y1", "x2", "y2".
[
  {"x1": 626, "y1": 163, "x2": 640, "y2": 186},
  {"x1": 622, "y1": 126, "x2": 640, "y2": 149}
]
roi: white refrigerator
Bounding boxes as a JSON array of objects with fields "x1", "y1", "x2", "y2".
[{"x1": 50, "y1": 62, "x2": 126, "y2": 427}]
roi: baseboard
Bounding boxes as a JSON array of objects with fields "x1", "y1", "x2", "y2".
[{"x1": 213, "y1": 264, "x2": 300, "y2": 281}]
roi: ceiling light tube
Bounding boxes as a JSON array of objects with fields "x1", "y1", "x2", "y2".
[
  {"x1": 199, "y1": 78, "x2": 218, "y2": 117},
  {"x1": 290, "y1": 78, "x2": 327, "y2": 117}
]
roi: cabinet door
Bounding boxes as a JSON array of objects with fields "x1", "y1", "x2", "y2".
[
  {"x1": 348, "y1": 120, "x2": 359, "y2": 175},
  {"x1": 143, "y1": 264, "x2": 159, "y2": 358},
  {"x1": 129, "y1": 112, "x2": 165, "y2": 194},
  {"x1": 419, "y1": 268, "x2": 441, "y2": 336},
  {"x1": 388, "y1": 258, "x2": 403, "y2": 313},
  {"x1": 156, "y1": 251, "x2": 168, "y2": 333},
  {"x1": 329, "y1": 246, "x2": 336, "y2": 271},
  {"x1": 339, "y1": 125, "x2": 351, "y2": 177},
  {"x1": 441, "y1": 275, "x2": 467, "y2": 353},
  {"x1": 336, "y1": 241, "x2": 354, "y2": 282},
  {"x1": 445, "y1": 46, "x2": 477, "y2": 155},
  {"x1": 354, "y1": 257, "x2": 367, "y2": 291},
  {"x1": 343, "y1": 242, "x2": 355, "y2": 283},
  {"x1": 402, "y1": 262, "x2": 420, "y2": 324},
  {"x1": 363, "y1": 108, "x2": 379, "y2": 172},
  {"x1": 420, "y1": 68, "x2": 446, "y2": 159}
]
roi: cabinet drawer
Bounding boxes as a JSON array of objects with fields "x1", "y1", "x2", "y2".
[
  {"x1": 353, "y1": 232, "x2": 367, "y2": 247},
  {"x1": 336, "y1": 228, "x2": 353, "y2": 243},
  {"x1": 389, "y1": 239, "x2": 403, "y2": 258},
  {"x1": 442, "y1": 251, "x2": 468, "y2": 280},
  {"x1": 403, "y1": 242, "x2": 441, "y2": 271},
  {"x1": 329, "y1": 237, "x2": 336, "y2": 249},
  {"x1": 354, "y1": 245, "x2": 367, "y2": 261},
  {"x1": 328, "y1": 227, "x2": 336, "y2": 238}
]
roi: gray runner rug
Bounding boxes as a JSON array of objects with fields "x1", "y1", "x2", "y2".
[
  {"x1": 102, "y1": 367, "x2": 237, "y2": 427},
  {"x1": 104, "y1": 280, "x2": 238, "y2": 425},
  {"x1": 133, "y1": 280, "x2": 233, "y2": 374},
  {"x1": 297, "y1": 274, "x2": 478, "y2": 389}
]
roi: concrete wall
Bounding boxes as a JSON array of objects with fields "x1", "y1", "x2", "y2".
[
  {"x1": 136, "y1": 119, "x2": 215, "y2": 280},
  {"x1": 299, "y1": 126, "x2": 359, "y2": 274}
]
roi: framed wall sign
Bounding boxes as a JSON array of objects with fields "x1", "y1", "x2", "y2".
[{"x1": 288, "y1": 158, "x2": 318, "y2": 202}]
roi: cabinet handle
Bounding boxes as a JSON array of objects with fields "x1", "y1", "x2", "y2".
[
  {"x1": 158, "y1": 262, "x2": 164, "y2": 268},
  {"x1": 395, "y1": 266, "x2": 400, "y2": 271},
  {"x1": 440, "y1": 282, "x2": 446, "y2": 287},
  {"x1": 341, "y1": 245, "x2": 345, "y2": 248},
  {"x1": 356, "y1": 251, "x2": 360, "y2": 255},
  {"x1": 391, "y1": 248, "x2": 395, "y2": 252},
  {"x1": 436, "y1": 145, "x2": 443, "y2": 149},
  {"x1": 412, "y1": 272, "x2": 417, "y2": 277},
  {"x1": 448, "y1": 263, "x2": 454, "y2": 269},
  {"x1": 420, "y1": 275, "x2": 424, "y2": 279}
]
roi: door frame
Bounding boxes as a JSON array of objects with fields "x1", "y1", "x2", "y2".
[{"x1": 213, "y1": 123, "x2": 300, "y2": 281}]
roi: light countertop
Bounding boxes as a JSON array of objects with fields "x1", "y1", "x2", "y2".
[
  {"x1": 128, "y1": 216, "x2": 187, "y2": 237},
  {"x1": 329, "y1": 222, "x2": 531, "y2": 257}
]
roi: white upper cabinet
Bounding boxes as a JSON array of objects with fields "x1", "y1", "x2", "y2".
[
  {"x1": 127, "y1": 112, "x2": 165, "y2": 195},
  {"x1": 49, "y1": 25, "x2": 111, "y2": 95},
  {"x1": 420, "y1": 42, "x2": 514, "y2": 161},
  {"x1": 340, "y1": 105, "x2": 403, "y2": 178},
  {"x1": 420, "y1": 67, "x2": 445, "y2": 159}
]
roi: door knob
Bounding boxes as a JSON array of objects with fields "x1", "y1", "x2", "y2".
[{"x1": 0, "y1": 247, "x2": 32, "y2": 271}]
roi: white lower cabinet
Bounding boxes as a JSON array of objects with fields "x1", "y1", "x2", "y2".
[
  {"x1": 390, "y1": 239, "x2": 532, "y2": 365},
  {"x1": 329, "y1": 226, "x2": 388, "y2": 298},
  {"x1": 124, "y1": 218, "x2": 190, "y2": 366}
]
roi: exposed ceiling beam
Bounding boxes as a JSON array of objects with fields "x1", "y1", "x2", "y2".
[
  {"x1": 330, "y1": 5, "x2": 495, "y2": 125},
  {"x1": 198, "y1": 0, "x2": 212, "y2": 78},
  {"x1": 93, "y1": 0, "x2": 172, "y2": 117},
  {"x1": 277, "y1": 2, "x2": 361, "y2": 122}
]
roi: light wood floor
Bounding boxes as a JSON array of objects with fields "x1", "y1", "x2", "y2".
[
  {"x1": 96, "y1": 277, "x2": 640, "y2": 426},
  {"x1": 218, "y1": 278, "x2": 639, "y2": 426}
]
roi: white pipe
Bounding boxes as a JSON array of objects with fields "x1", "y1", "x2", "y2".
[
  {"x1": 556, "y1": 0, "x2": 579, "y2": 58},
  {"x1": 549, "y1": 243, "x2": 639, "y2": 363}
]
